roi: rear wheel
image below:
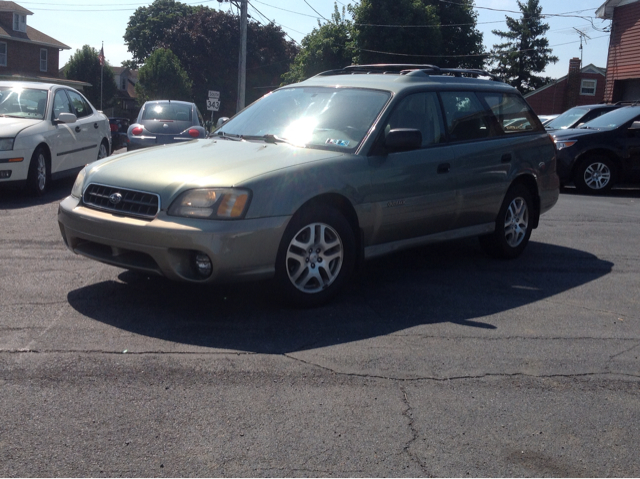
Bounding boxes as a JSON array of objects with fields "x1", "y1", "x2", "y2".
[
  {"x1": 274, "y1": 205, "x2": 356, "y2": 307},
  {"x1": 26, "y1": 147, "x2": 49, "y2": 196},
  {"x1": 573, "y1": 155, "x2": 616, "y2": 194},
  {"x1": 479, "y1": 184, "x2": 533, "y2": 259},
  {"x1": 97, "y1": 140, "x2": 109, "y2": 160}
]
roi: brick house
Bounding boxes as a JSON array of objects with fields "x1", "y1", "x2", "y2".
[
  {"x1": 0, "y1": 1, "x2": 88, "y2": 89},
  {"x1": 524, "y1": 58, "x2": 607, "y2": 115},
  {"x1": 597, "y1": 0, "x2": 640, "y2": 102}
]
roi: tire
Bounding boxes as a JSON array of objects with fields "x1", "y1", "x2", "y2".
[
  {"x1": 26, "y1": 147, "x2": 49, "y2": 196},
  {"x1": 274, "y1": 205, "x2": 356, "y2": 307},
  {"x1": 573, "y1": 155, "x2": 616, "y2": 194},
  {"x1": 479, "y1": 184, "x2": 534, "y2": 259},
  {"x1": 97, "y1": 140, "x2": 109, "y2": 160}
]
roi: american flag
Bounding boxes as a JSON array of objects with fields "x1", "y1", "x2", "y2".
[{"x1": 98, "y1": 45, "x2": 104, "y2": 66}]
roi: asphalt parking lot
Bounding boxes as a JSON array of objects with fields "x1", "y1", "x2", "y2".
[{"x1": 1, "y1": 177, "x2": 639, "y2": 477}]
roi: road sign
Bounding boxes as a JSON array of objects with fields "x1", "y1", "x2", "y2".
[
  {"x1": 207, "y1": 98, "x2": 220, "y2": 111},
  {"x1": 208, "y1": 91, "x2": 220, "y2": 99}
]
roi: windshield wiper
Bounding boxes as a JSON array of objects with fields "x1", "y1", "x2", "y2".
[
  {"x1": 213, "y1": 131, "x2": 242, "y2": 141},
  {"x1": 242, "y1": 134, "x2": 298, "y2": 146}
]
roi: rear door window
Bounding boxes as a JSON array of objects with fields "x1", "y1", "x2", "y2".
[{"x1": 440, "y1": 91, "x2": 498, "y2": 142}]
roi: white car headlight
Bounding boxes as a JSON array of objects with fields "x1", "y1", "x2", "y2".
[
  {"x1": 71, "y1": 167, "x2": 87, "y2": 198},
  {"x1": 168, "y1": 188, "x2": 251, "y2": 219},
  {"x1": 0, "y1": 138, "x2": 15, "y2": 151}
]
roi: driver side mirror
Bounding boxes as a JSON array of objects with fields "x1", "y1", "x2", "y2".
[
  {"x1": 384, "y1": 128, "x2": 422, "y2": 152},
  {"x1": 216, "y1": 117, "x2": 230, "y2": 128},
  {"x1": 54, "y1": 112, "x2": 77, "y2": 125}
]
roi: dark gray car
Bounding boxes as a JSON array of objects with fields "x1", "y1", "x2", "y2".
[{"x1": 127, "y1": 100, "x2": 207, "y2": 150}]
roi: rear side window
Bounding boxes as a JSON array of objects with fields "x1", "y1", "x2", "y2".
[
  {"x1": 481, "y1": 93, "x2": 542, "y2": 133},
  {"x1": 440, "y1": 91, "x2": 498, "y2": 142}
]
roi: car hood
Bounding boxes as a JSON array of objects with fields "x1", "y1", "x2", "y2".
[
  {"x1": 0, "y1": 116, "x2": 39, "y2": 136},
  {"x1": 551, "y1": 127, "x2": 603, "y2": 140},
  {"x1": 84, "y1": 138, "x2": 345, "y2": 200}
]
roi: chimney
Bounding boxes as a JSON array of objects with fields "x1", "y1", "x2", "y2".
[{"x1": 562, "y1": 58, "x2": 582, "y2": 111}]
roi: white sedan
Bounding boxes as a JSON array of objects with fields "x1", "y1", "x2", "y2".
[{"x1": 0, "y1": 81, "x2": 111, "y2": 195}]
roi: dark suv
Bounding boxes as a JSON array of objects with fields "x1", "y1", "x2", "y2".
[
  {"x1": 545, "y1": 104, "x2": 621, "y2": 131},
  {"x1": 552, "y1": 105, "x2": 640, "y2": 194}
]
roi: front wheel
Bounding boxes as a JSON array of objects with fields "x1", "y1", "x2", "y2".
[
  {"x1": 479, "y1": 184, "x2": 534, "y2": 259},
  {"x1": 573, "y1": 155, "x2": 616, "y2": 194},
  {"x1": 274, "y1": 205, "x2": 356, "y2": 307},
  {"x1": 26, "y1": 147, "x2": 49, "y2": 196}
]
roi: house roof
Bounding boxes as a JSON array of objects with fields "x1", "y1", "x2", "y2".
[
  {"x1": 0, "y1": 1, "x2": 33, "y2": 15},
  {"x1": 596, "y1": 0, "x2": 640, "y2": 19},
  {"x1": 524, "y1": 64, "x2": 606, "y2": 98},
  {"x1": 0, "y1": 24, "x2": 70, "y2": 50}
]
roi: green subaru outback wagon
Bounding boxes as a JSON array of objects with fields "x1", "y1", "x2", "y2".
[{"x1": 58, "y1": 65, "x2": 559, "y2": 306}]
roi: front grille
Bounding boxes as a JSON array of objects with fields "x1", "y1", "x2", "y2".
[{"x1": 83, "y1": 183, "x2": 160, "y2": 219}]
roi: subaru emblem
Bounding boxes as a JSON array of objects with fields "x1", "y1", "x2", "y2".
[{"x1": 109, "y1": 192, "x2": 123, "y2": 205}]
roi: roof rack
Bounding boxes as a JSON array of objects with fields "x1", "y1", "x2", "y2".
[{"x1": 315, "y1": 64, "x2": 502, "y2": 81}]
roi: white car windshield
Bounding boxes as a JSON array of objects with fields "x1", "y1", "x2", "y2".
[
  {"x1": 216, "y1": 87, "x2": 391, "y2": 151},
  {"x1": 0, "y1": 87, "x2": 48, "y2": 120}
]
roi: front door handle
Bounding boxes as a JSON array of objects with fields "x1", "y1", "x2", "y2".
[
  {"x1": 437, "y1": 162, "x2": 451, "y2": 174},
  {"x1": 501, "y1": 153, "x2": 512, "y2": 163},
  {"x1": 75, "y1": 126, "x2": 81, "y2": 133}
]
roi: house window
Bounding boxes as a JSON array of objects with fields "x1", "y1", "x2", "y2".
[
  {"x1": 581, "y1": 79, "x2": 597, "y2": 96},
  {"x1": 40, "y1": 49, "x2": 47, "y2": 72},
  {"x1": 0, "y1": 43, "x2": 6, "y2": 67},
  {"x1": 13, "y1": 13, "x2": 26, "y2": 32}
]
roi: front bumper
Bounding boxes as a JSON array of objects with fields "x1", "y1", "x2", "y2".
[
  {"x1": 58, "y1": 195, "x2": 290, "y2": 283},
  {"x1": 0, "y1": 147, "x2": 31, "y2": 185}
]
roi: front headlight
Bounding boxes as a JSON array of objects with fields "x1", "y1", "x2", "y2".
[
  {"x1": 168, "y1": 188, "x2": 251, "y2": 219},
  {"x1": 554, "y1": 139, "x2": 577, "y2": 150},
  {"x1": 0, "y1": 138, "x2": 15, "y2": 151},
  {"x1": 71, "y1": 167, "x2": 87, "y2": 198}
]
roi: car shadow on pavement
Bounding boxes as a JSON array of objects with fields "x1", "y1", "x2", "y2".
[
  {"x1": 66, "y1": 238, "x2": 613, "y2": 354},
  {"x1": 0, "y1": 177, "x2": 75, "y2": 209},
  {"x1": 560, "y1": 184, "x2": 640, "y2": 198}
]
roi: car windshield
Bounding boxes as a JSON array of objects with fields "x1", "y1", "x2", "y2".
[
  {"x1": 0, "y1": 86, "x2": 48, "y2": 120},
  {"x1": 141, "y1": 102, "x2": 192, "y2": 121},
  {"x1": 545, "y1": 107, "x2": 589, "y2": 130},
  {"x1": 216, "y1": 87, "x2": 391, "y2": 151},
  {"x1": 578, "y1": 106, "x2": 640, "y2": 130}
]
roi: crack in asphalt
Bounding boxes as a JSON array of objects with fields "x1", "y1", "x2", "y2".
[{"x1": 400, "y1": 385, "x2": 432, "y2": 476}]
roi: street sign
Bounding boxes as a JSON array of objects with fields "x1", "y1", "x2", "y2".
[
  {"x1": 208, "y1": 91, "x2": 220, "y2": 99},
  {"x1": 206, "y1": 98, "x2": 220, "y2": 111}
]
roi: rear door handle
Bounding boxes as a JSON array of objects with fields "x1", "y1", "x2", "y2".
[
  {"x1": 437, "y1": 162, "x2": 451, "y2": 174},
  {"x1": 501, "y1": 153, "x2": 512, "y2": 163},
  {"x1": 94, "y1": 123, "x2": 99, "y2": 129}
]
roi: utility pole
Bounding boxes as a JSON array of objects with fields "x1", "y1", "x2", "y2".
[
  {"x1": 217, "y1": 0, "x2": 247, "y2": 113},
  {"x1": 236, "y1": 0, "x2": 247, "y2": 112}
]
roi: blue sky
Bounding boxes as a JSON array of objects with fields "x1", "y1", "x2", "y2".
[{"x1": 26, "y1": 0, "x2": 611, "y2": 80}]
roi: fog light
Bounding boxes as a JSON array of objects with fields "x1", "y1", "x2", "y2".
[
  {"x1": 0, "y1": 170, "x2": 11, "y2": 178},
  {"x1": 194, "y1": 253, "x2": 212, "y2": 278}
]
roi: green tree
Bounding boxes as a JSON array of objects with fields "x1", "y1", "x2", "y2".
[
  {"x1": 349, "y1": 0, "x2": 441, "y2": 65},
  {"x1": 347, "y1": 0, "x2": 484, "y2": 68},
  {"x1": 489, "y1": 0, "x2": 558, "y2": 93},
  {"x1": 162, "y1": 8, "x2": 297, "y2": 118},
  {"x1": 282, "y1": 4, "x2": 354, "y2": 84},
  {"x1": 431, "y1": 0, "x2": 484, "y2": 69},
  {"x1": 124, "y1": 0, "x2": 195, "y2": 66},
  {"x1": 135, "y1": 48, "x2": 193, "y2": 103},
  {"x1": 64, "y1": 45, "x2": 118, "y2": 110}
]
